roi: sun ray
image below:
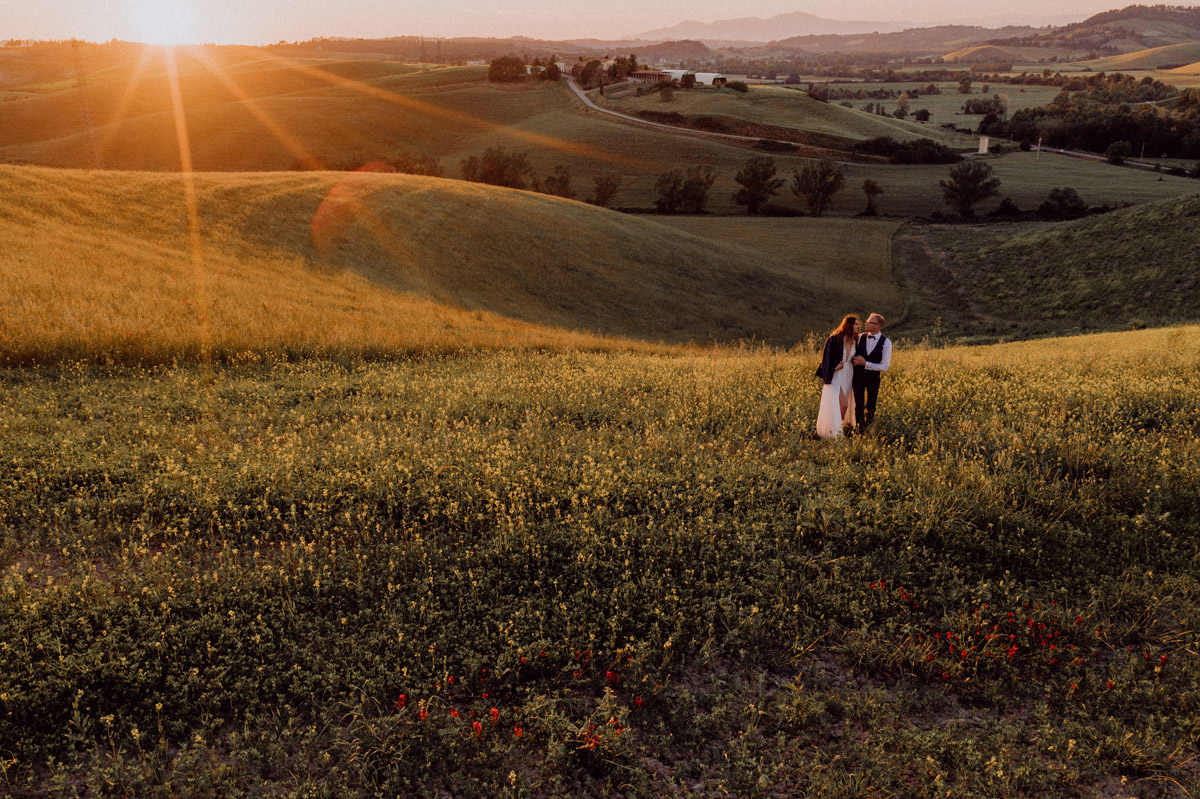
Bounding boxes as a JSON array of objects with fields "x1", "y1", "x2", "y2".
[
  {"x1": 185, "y1": 48, "x2": 444, "y2": 294},
  {"x1": 259, "y1": 56, "x2": 642, "y2": 169},
  {"x1": 100, "y1": 44, "x2": 159, "y2": 155},
  {"x1": 188, "y1": 47, "x2": 325, "y2": 169},
  {"x1": 163, "y1": 46, "x2": 212, "y2": 364}
]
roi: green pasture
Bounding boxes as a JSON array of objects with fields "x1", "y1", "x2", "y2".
[
  {"x1": 593, "y1": 83, "x2": 974, "y2": 146},
  {"x1": 2, "y1": 328, "x2": 1199, "y2": 796},
  {"x1": 823, "y1": 81, "x2": 1063, "y2": 128}
]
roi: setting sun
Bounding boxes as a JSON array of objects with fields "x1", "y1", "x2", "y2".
[{"x1": 127, "y1": 0, "x2": 200, "y2": 45}]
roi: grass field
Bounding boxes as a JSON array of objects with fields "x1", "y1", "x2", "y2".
[
  {"x1": 2, "y1": 327, "x2": 1199, "y2": 796},
  {"x1": 5, "y1": 36, "x2": 1200, "y2": 796}
]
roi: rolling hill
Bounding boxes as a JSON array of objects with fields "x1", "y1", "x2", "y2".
[
  {"x1": 0, "y1": 164, "x2": 905, "y2": 364},
  {"x1": 1075, "y1": 41, "x2": 1200, "y2": 70},
  {"x1": 893, "y1": 192, "x2": 1200, "y2": 340}
]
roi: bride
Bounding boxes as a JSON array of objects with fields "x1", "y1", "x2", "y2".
[{"x1": 815, "y1": 315, "x2": 859, "y2": 439}]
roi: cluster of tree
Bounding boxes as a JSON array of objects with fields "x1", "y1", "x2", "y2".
[
  {"x1": 528, "y1": 56, "x2": 562, "y2": 81},
  {"x1": 1066, "y1": 73, "x2": 1175, "y2": 104},
  {"x1": 487, "y1": 55, "x2": 562, "y2": 82},
  {"x1": 853, "y1": 136, "x2": 963, "y2": 164},
  {"x1": 961, "y1": 94, "x2": 1009, "y2": 115},
  {"x1": 606, "y1": 54, "x2": 642, "y2": 82},
  {"x1": 488, "y1": 56, "x2": 527, "y2": 83},
  {"x1": 570, "y1": 54, "x2": 644, "y2": 88},
  {"x1": 817, "y1": 84, "x2": 940, "y2": 102},
  {"x1": 571, "y1": 60, "x2": 605, "y2": 89},
  {"x1": 461, "y1": 147, "x2": 534, "y2": 187},
  {"x1": 1004, "y1": 70, "x2": 1176, "y2": 101},
  {"x1": 302, "y1": 150, "x2": 444, "y2": 175},
  {"x1": 986, "y1": 102, "x2": 1200, "y2": 158},
  {"x1": 459, "y1": 147, "x2": 622, "y2": 205},
  {"x1": 728, "y1": 156, "x2": 847, "y2": 216}
]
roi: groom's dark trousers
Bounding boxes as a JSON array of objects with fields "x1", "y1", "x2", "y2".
[
  {"x1": 853, "y1": 332, "x2": 886, "y2": 428},
  {"x1": 852, "y1": 368, "x2": 880, "y2": 428}
]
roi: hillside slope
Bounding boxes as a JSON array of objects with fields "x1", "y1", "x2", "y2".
[
  {"x1": 1076, "y1": 42, "x2": 1200, "y2": 70},
  {"x1": 892, "y1": 193, "x2": 1200, "y2": 340},
  {"x1": 0, "y1": 165, "x2": 902, "y2": 363}
]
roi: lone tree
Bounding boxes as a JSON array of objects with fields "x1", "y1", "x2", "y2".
[
  {"x1": 861, "y1": 178, "x2": 884, "y2": 216},
  {"x1": 1105, "y1": 140, "x2": 1133, "y2": 165},
  {"x1": 488, "y1": 56, "x2": 526, "y2": 83},
  {"x1": 733, "y1": 155, "x2": 784, "y2": 214},
  {"x1": 542, "y1": 164, "x2": 575, "y2": 199},
  {"x1": 679, "y1": 73, "x2": 696, "y2": 91},
  {"x1": 792, "y1": 158, "x2": 845, "y2": 217},
  {"x1": 590, "y1": 173, "x2": 621, "y2": 207},
  {"x1": 939, "y1": 160, "x2": 1001, "y2": 218},
  {"x1": 461, "y1": 147, "x2": 534, "y2": 189},
  {"x1": 1038, "y1": 186, "x2": 1087, "y2": 218}
]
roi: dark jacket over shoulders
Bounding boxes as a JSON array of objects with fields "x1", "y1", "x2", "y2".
[{"x1": 815, "y1": 335, "x2": 845, "y2": 385}]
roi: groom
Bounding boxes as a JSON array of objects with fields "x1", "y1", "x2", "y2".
[{"x1": 851, "y1": 313, "x2": 892, "y2": 429}]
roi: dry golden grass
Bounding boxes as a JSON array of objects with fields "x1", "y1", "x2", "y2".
[
  {"x1": 1077, "y1": 43, "x2": 1200, "y2": 71},
  {"x1": 0, "y1": 165, "x2": 905, "y2": 364}
]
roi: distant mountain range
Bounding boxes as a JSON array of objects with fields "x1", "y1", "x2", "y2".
[
  {"x1": 625, "y1": 11, "x2": 904, "y2": 43},
  {"x1": 623, "y1": 4, "x2": 1200, "y2": 57}
]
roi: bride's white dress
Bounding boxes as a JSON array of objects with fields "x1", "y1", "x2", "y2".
[{"x1": 816, "y1": 341, "x2": 856, "y2": 439}]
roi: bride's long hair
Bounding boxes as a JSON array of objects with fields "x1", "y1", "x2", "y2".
[{"x1": 830, "y1": 315, "x2": 859, "y2": 340}]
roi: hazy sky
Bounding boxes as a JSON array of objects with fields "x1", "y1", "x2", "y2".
[{"x1": 2, "y1": 0, "x2": 1139, "y2": 45}]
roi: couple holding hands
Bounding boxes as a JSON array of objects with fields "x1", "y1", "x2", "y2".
[{"x1": 815, "y1": 313, "x2": 892, "y2": 439}]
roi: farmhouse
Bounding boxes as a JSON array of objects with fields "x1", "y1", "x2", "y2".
[
  {"x1": 661, "y1": 69, "x2": 693, "y2": 82},
  {"x1": 630, "y1": 70, "x2": 670, "y2": 84}
]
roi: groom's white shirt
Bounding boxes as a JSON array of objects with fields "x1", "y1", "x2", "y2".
[{"x1": 861, "y1": 334, "x2": 892, "y2": 373}]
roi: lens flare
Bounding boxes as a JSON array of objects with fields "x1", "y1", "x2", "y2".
[{"x1": 128, "y1": 0, "x2": 199, "y2": 46}]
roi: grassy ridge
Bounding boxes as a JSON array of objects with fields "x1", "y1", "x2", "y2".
[
  {"x1": 892, "y1": 193, "x2": 1200, "y2": 341},
  {"x1": 0, "y1": 165, "x2": 907, "y2": 363},
  {"x1": 2, "y1": 328, "x2": 1198, "y2": 795}
]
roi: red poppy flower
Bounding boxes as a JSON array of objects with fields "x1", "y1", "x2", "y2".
[{"x1": 395, "y1": 694, "x2": 407, "y2": 711}]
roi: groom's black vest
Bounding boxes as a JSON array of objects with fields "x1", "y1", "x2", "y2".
[{"x1": 859, "y1": 333, "x2": 888, "y2": 374}]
